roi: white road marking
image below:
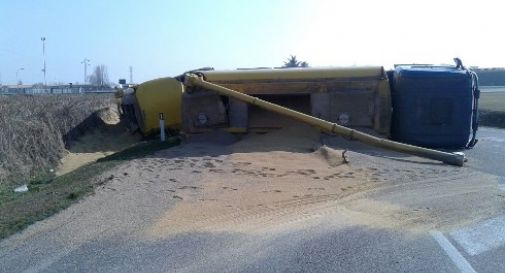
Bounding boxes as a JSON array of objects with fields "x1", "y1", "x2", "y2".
[
  {"x1": 430, "y1": 230, "x2": 477, "y2": 273},
  {"x1": 450, "y1": 215, "x2": 505, "y2": 256}
]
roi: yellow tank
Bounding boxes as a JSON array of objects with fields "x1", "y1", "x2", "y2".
[{"x1": 134, "y1": 77, "x2": 184, "y2": 135}]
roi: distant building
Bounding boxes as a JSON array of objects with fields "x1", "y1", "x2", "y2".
[{"x1": 0, "y1": 84, "x2": 115, "y2": 94}]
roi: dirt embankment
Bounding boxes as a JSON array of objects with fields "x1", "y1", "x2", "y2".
[
  {"x1": 0, "y1": 94, "x2": 115, "y2": 188},
  {"x1": 56, "y1": 107, "x2": 141, "y2": 176}
]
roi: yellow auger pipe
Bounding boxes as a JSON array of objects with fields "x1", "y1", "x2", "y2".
[{"x1": 185, "y1": 74, "x2": 466, "y2": 166}]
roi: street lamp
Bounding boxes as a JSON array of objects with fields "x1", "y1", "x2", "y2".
[
  {"x1": 41, "y1": 37, "x2": 47, "y2": 86},
  {"x1": 81, "y1": 58, "x2": 90, "y2": 83},
  {"x1": 16, "y1": 68, "x2": 25, "y2": 85}
]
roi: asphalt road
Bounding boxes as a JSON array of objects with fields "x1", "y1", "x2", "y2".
[
  {"x1": 1, "y1": 127, "x2": 504, "y2": 273},
  {"x1": 465, "y1": 127, "x2": 505, "y2": 178}
]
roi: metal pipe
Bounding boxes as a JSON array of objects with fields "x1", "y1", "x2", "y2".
[{"x1": 185, "y1": 74, "x2": 465, "y2": 166}]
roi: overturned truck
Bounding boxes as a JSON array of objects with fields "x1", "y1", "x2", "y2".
[{"x1": 121, "y1": 64, "x2": 480, "y2": 166}]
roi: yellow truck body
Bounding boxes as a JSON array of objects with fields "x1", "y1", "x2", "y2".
[
  {"x1": 134, "y1": 77, "x2": 184, "y2": 135},
  {"x1": 202, "y1": 66, "x2": 384, "y2": 82},
  {"x1": 132, "y1": 66, "x2": 392, "y2": 136}
]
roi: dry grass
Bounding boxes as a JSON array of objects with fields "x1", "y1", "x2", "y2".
[{"x1": 0, "y1": 94, "x2": 113, "y2": 189}]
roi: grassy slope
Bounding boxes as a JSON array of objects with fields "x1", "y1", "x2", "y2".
[{"x1": 0, "y1": 139, "x2": 179, "y2": 240}]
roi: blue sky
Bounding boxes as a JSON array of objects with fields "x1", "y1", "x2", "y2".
[{"x1": 1, "y1": 0, "x2": 503, "y2": 85}]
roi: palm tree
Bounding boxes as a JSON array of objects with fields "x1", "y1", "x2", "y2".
[{"x1": 282, "y1": 55, "x2": 309, "y2": 68}]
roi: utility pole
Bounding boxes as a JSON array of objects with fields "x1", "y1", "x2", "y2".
[
  {"x1": 81, "y1": 58, "x2": 90, "y2": 83},
  {"x1": 129, "y1": 66, "x2": 133, "y2": 84},
  {"x1": 41, "y1": 37, "x2": 47, "y2": 86}
]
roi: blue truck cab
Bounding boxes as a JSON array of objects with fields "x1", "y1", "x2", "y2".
[{"x1": 390, "y1": 64, "x2": 479, "y2": 148}]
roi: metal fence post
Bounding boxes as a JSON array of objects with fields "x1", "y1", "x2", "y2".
[{"x1": 159, "y1": 113, "x2": 166, "y2": 142}]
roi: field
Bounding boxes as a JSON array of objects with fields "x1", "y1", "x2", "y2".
[
  {"x1": 480, "y1": 91, "x2": 505, "y2": 112},
  {"x1": 479, "y1": 91, "x2": 505, "y2": 128}
]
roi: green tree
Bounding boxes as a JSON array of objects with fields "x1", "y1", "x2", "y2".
[{"x1": 282, "y1": 55, "x2": 309, "y2": 68}]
